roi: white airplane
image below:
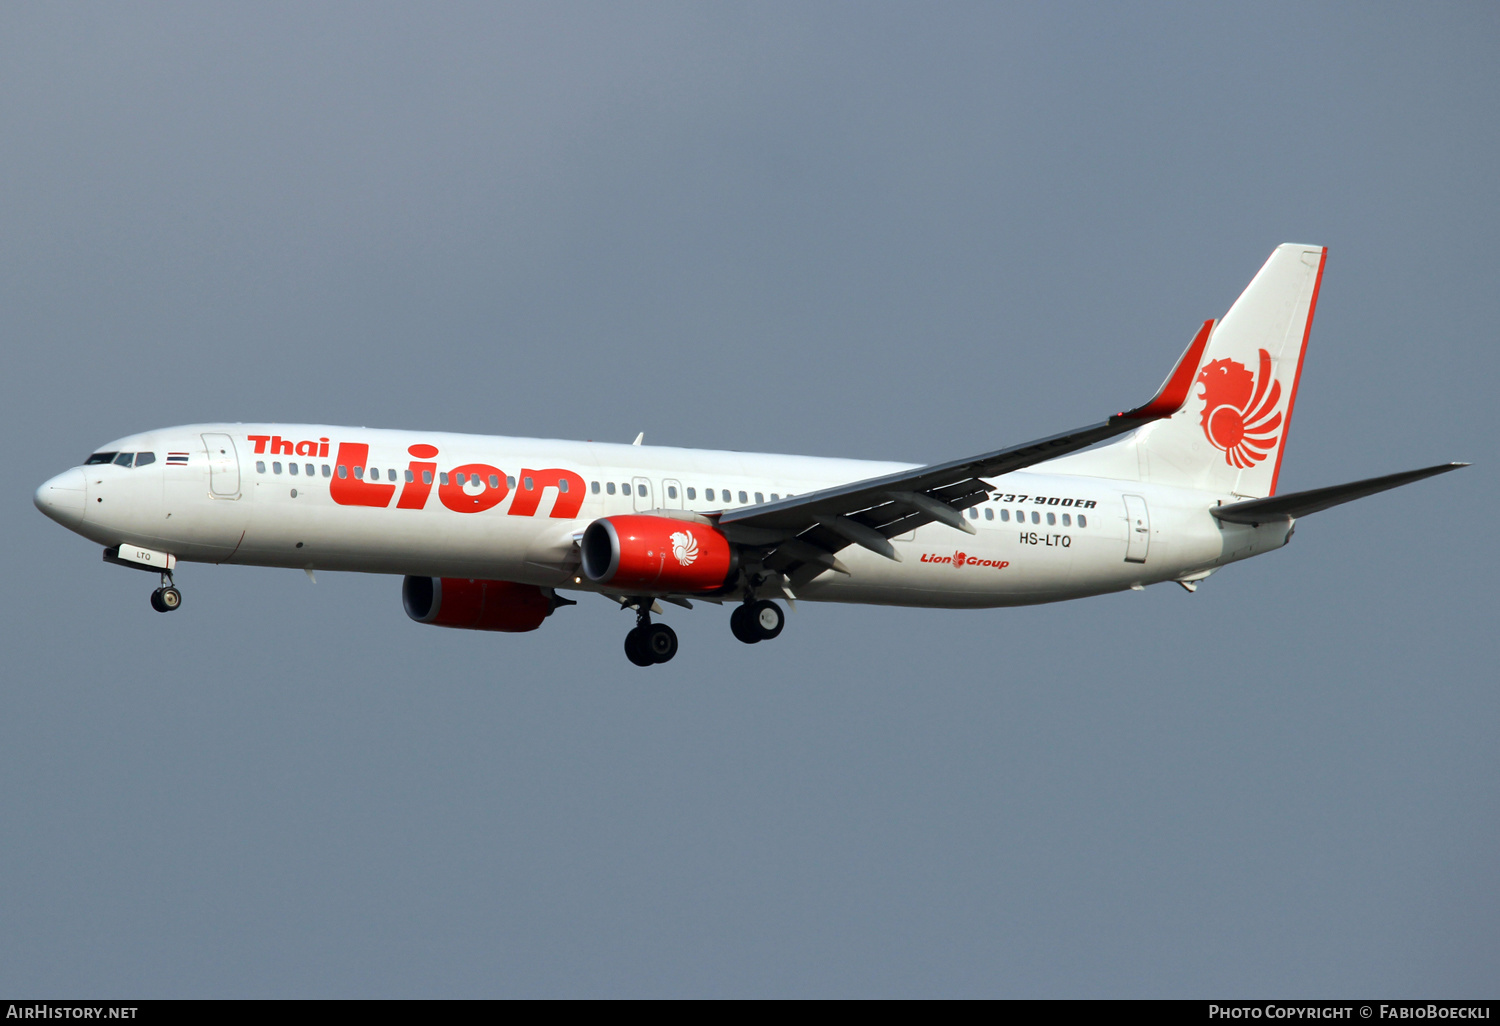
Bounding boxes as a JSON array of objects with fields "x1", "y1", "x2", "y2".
[{"x1": 35, "y1": 244, "x2": 1464, "y2": 666}]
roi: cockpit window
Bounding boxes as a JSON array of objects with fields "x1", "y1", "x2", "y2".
[
  {"x1": 134, "y1": 452, "x2": 156, "y2": 467},
  {"x1": 112, "y1": 452, "x2": 135, "y2": 467},
  {"x1": 84, "y1": 452, "x2": 117, "y2": 465}
]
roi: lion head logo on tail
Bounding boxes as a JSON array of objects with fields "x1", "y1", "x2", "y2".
[{"x1": 1196, "y1": 348, "x2": 1284, "y2": 469}]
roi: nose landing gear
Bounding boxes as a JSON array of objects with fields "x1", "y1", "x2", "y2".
[
  {"x1": 623, "y1": 601, "x2": 678, "y2": 666},
  {"x1": 730, "y1": 599, "x2": 784, "y2": 644},
  {"x1": 150, "y1": 572, "x2": 182, "y2": 613}
]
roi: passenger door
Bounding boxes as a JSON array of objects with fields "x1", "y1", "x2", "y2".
[
  {"x1": 202, "y1": 433, "x2": 240, "y2": 498},
  {"x1": 1123, "y1": 494, "x2": 1150, "y2": 563}
]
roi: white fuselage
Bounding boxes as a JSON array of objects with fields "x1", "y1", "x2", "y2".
[{"x1": 37, "y1": 423, "x2": 1293, "y2": 607}]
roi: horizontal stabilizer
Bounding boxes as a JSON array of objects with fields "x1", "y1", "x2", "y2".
[{"x1": 1210, "y1": 463, "x2": 1467, "y2": 525}]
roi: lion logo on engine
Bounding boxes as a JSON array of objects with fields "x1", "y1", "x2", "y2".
[{"x1": 670, "y1": 530, "x2": 699, "y2": 567}]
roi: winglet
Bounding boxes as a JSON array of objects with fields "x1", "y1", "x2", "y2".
[{"x1": 1113, "y1": 319, "x2": 1214, "y2": 422}]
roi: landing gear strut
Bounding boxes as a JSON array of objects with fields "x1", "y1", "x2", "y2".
[
  {"x1": 623, "y1": 602, "x2": 677, "y2": 666},
  {"x1": 150, "y1": 571, "x2": 182, "y2": 613},
  {"x1": 730, "y1": 598, "x2": 783, "y2": 644}
]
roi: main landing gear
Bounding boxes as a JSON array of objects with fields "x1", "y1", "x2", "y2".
[
  {"x1": 149, "y1": 572, "x2": 182, "y2": 613},
  {"x1": 730, "y1": 599, "x2": 784, "y2": 644},
  {"x1": 624, "y1": 603, "x2": 678, "y2": 667},
  {"x1": 618, "y1": 593, "x2": 785, "y2": 665}
]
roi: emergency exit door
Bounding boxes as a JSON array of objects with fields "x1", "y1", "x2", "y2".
[
  {"x1": 632, "y1": 477, "x2": 654, "y2": 512},
  {"x1": 1123, "y1": 494, "x2": 1150, "y2": 563}
]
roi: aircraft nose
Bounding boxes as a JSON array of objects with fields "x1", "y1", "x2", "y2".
[{"x1": 34, "y1": 467, "x2": 87, "y2": 530}]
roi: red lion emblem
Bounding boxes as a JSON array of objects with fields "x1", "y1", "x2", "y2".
[
  {"x1": 952, "y1": 550, "x2": 967, "y2": 570},
  {"x1": 1195, "y1": 349, "x2": 1283, "y2": 469}
]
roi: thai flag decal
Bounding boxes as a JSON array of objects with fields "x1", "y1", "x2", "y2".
[{"x1": 166, "y1": 452, "x2": 190, "y2": 466}]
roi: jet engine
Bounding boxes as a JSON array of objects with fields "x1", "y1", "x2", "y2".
[
  {"x1": 402, "y1": 576, "x2": 559, "y2": 632},
  {"x1": 580, "y1": 515, "x2": 736, "y2": 592}
]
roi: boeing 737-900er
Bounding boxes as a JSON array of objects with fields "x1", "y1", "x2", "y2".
[{"x1": 35, "y1": 245, "x2": 1465, "y2": 666}]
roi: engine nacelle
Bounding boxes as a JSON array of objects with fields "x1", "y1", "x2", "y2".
[
  {"x1": 580, "y1": 515, "x2": 736, "y2": 592},
  {"x1": 402, "y1": 576, "x2": 554, "y2": 632}
]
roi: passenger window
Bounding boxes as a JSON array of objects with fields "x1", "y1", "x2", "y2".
[
  {"x1": 322, "y1": 465, "x2": 331, "y2": 478},
  {"x1": 606, "y1": 482, "x2": 616, "y2": 494},
  {"x1": 591, "y1": 481, "x2": 601, "y2": 494},
  {"x1": 405, "y1": 470, "x2": 414, "y2": 483},
  {"x1": 1000, "y1": 508, "x2": 1009, "y2": 522},
  {"x1": 422, "y1": 470, "x2": 432, "y2": 484},
  {"x1": 968, "y1": 508, "x2": 978, "y2": 520},
  {"x1": 257, "y1": 461, "x2": 266, "y2": 474},
  {"x1": 1046, "y1": 512, "x2": 1056, "y2": 526},
  {"x1": 306, "y1": 464, "x2": 315, "y2": 477},
  {"x1": 135, "y1": 452, "x2": 156, "y2": 467},
  {"x1": 771, "y1": 493, "x2": 779, "y2": 502},
  {"x1": 668, "y1": 486, "x2": 677, "y2": 499},
  {"x1": 388, "y1": 469, "x2": 397, "y2": 482},
  {"x1": 686, "y1": 487, "x2": 696, "y2": 500},
  {"x1": 489, "y1": 475, "x2": 500, "y2": 489},
  {"x1": 440, "y1": 473, "x2": 449, "y2": 485},
  {"x1": 453, "y1": 472, "x2": 464, "y2": 485},
  {"x1": 507, "y1": 475, "x2": 516, "y2": 489},
  {"x1": 84, "y1": 453, "x2": 117, "y2": 466},
  {"x1": 1062, "y1": 513, "x2": 1071, "y2": 526},
  {"x1": 1078, "y1": 515, "x2": 1087, "y2": 528},
  {"x1": 985, "y1": 508, "x2": 994, "y2": 520},
  {"x1": 524, "y1": 477, "x2": 534, "y2": 490},
  {"x1": 114, "y1": 452, "x2": 134, "y2": 467},
  {"x1": 738, "y1": 491, "x2": 747, "y2": 504},
  {"x1": 273, "y1": 462, "x2": 283, "y2": 474},
  {"x1": 354, "y1": 466, "x2": 364, "y2": 479},
  {"x1": 622, "y1": 483, "x2": 631, "y2": 496},
  {"x1": 1031, "y1": 511, "x2": 1039, "y2": 524},
  {"x1": 755, "y1": 492, "x2": 764, "y2": 504},
  {"x1": 288, "y1": 462, "x2": 299, "y2": 475},
  {"x1": 559, "y1": 479, "x2": 569, "y2": 493},
  {"x1": 639, "y1": 483, "x2": 649, "y2": 496},
  {"x1": 369, "y1": 467, "x2": 379, "y2": 480},
  {"x1": 337, "y1": 465, "x2": 347, "y2": 478}
]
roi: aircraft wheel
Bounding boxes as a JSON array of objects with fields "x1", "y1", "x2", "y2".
[
  {"x1": 730, "y1": 604, "x2": 760, "y2": 644},
  {"x1": 750, "y1": 600, "x2": 783, "y2": 640},
  {"x1": 150, "y1": 588, "x2": 167, "y2": 612},
  {"x1": 644, "y1": 623, "x2": 678, "y2": 663},
  {"x1": 159, "y1": 586, "x2": 182, "y2": 611},
  {"x1": 624, "y1": 627, "x2": 654, "y2": 667}
]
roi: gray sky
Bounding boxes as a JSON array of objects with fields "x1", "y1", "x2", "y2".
[{"x1": 2, "y1": 2, "x2": 1495, "y2": 997}]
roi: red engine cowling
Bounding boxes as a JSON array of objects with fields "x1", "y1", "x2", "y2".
[
  {"x1": 580, "y1": 515, "x2": 737, "y2": 592},
  {"x1": 402, "y1": 576, "x2": 554, "y2": 632}
]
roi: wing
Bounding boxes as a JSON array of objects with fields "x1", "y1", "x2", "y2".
[{"x1": 715, "y1": 320, "x2": 1215, "y2": 588}]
